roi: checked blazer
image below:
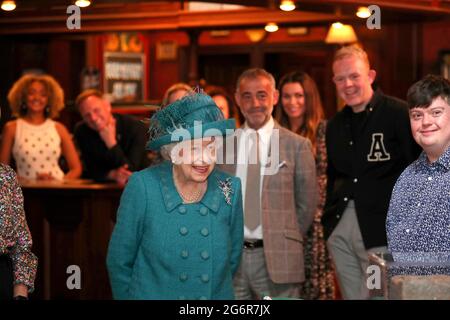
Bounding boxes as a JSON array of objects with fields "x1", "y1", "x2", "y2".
[{"x1": 219, "y1": 121, "x2": 317, "y2": 283}]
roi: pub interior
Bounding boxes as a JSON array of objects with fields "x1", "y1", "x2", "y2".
[{"x1": 0, "y1": 0, "x2": 449, "y2": 300}]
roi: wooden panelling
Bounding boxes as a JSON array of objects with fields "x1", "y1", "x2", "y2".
[{"x1": 22, "y1": 181, "x2": 123, "y2": 300}]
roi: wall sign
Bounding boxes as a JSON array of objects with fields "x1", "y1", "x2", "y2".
[
  {"x1": 103, "y1": 52, "x2": 145, "y2": 102},
  {"x1": 441, "y1": 51, "x2": 450, "y2": 80}
]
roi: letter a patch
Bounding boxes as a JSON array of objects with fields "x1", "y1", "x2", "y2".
[{"x1": 367, "y1": 133, "x2": 390, "y2": 161}]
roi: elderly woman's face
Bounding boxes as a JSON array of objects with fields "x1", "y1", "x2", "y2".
[
  {"x1": 173, "y1": 137, "x2": 217, "y2": 183},
  {"x1": 26, "y1": 81, "x2": 48, "y2": 114}
]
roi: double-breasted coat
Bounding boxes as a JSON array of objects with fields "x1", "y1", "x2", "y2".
[{"x1": 106, "y1": 161, "x2": 244, "y2": 300}]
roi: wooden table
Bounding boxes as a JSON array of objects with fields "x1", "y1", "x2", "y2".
[{"x1": 21, "y1": 180, "x2": 123, "y2": 300}]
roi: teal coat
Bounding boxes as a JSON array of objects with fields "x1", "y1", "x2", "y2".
[{"x1": 106, "y1": 161, "x2": 244, "y2": 300}]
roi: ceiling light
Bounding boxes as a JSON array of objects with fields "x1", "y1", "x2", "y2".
[
  {"x1": 325, "y1": 23, "x2": 358, "y2": 44},
  {"x1": 331, "y1": 22, "x2": 343, "y2": 29},
  {"x1": 265, "y1": 22, "x2": 279, "y2": 33},
  {"x1": 1, "y1": 1, "x2": 16, "y2": 11},
  {"x1": 75, "y1": 0, "x2": 91, "y2": 8},
  {"x1": 246, "y1": 29, "x2": 266, "y2": 42},
  {"x1": 279, "y1": 0, "x2": 296, "y2": 12},
  {"x1": 356, "y1": 6, "x2": 371, "y2": 18}
]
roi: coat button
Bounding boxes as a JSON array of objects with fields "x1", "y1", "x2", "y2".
[
  {"x1": 178, "y1": 206, "x2": 187, "y2": 214},
  {"x1": 336, "y1": 214, "x2": 341, "y2": 219},
  {"x1": 344, "y1": 197, "x2": 348, "y2": 202},
  {"x1": 179, "y1": 273, "x2": 188, "y2": 282},
  {"x1": 201, "y1": 251, "x2": 210, "y2": 260},
  {"x1": 180, "y1": 227, "x2": 188, "y2": 236},
  {"x1": 200, "y1": 228, "x2": 209, "y2": 237},
  {"x1": 180, "y1": 250, "x2": 189, "y2": 259},
  {"x1": 201, "y1": 274, "x2": 209, "y2": 283},
  {"x1": 353, "y1": 178, "x2": 358, "y2": 183},
  {"x1": 199, "y1": 207, "x2": 208, "y2": 216},
  {"x1": 349, "y1": 141, "x2": 353, "y2": 146}
]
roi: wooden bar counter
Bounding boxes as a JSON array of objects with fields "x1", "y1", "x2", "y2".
[{"x1": 20, "y1": 179, "x2": 123, "y2": 300}]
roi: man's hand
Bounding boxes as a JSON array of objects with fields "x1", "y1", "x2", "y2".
[
  {"x1": 99, "y1": 116, "x2": 117, "y2": 149},
  {"x1": 107, "y1": 164, "x2": 132, "y2": 186}
]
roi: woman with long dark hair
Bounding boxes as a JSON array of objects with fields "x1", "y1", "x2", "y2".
[{"x1": 275, "y1": 71, "x2": 335, "y2": 299}]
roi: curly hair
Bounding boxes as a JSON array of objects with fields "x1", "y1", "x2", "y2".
[
  {"x1": 7, "y1": 73, "x2": 65, "y2": 119},
  {"x1": 275, "y1": 71, "x2": 325, "y2": 154}
]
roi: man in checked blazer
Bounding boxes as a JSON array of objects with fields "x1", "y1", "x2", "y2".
[{"x1": 218, "y1": 68, "x2": 317, "y2": 299}]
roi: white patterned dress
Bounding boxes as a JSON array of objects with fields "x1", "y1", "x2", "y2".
[{"x1": 12, "y1": 119, "x2": 64, "y2": 180}]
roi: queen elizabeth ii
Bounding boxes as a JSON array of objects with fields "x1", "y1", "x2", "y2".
[{"x1": 106, "y1": 93, "x2": 243, "y2": 300}]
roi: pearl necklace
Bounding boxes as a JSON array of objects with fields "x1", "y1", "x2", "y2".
[{"x1": 173, "y1": 168, "x2": 205, "y2": 203}]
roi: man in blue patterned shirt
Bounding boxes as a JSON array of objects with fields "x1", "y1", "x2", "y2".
[{"x1": 387, "y1": 75, "x2": 450, "y2": 267}]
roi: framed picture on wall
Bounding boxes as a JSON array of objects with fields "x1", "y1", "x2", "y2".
[
  {"x1": 156, "y1": 41, "x2": 177, "y2": 61},
  {"x1": 441, "y1": 51, "x2": 450, "y2": 79},
  {"x1": 103, "y1": 52, "x2": 146, "y2": 102}
]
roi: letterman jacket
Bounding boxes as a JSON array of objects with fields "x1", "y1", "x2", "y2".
[{"x1": 322, "y1": 90, "x2": 420, "y2": 249}]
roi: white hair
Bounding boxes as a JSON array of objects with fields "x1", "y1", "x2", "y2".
[
  {"x1": 235, "y1": 68, "x2": 276, "y2": 93},
  {"x1": 160, "y1": 142, "x2": 179, "y2": 161}
]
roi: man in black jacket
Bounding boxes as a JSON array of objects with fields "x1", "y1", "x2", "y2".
[
  {"x1": 74, "y1": 90, "x2": 149, "y2": 185},
  {"x1": 322, "y1": 45, "x2": 420, "y2": 299}
]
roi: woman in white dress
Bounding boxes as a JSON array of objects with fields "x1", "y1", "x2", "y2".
[{"x1": 0, "y1": 73, "x2": 82, "y2": 180}]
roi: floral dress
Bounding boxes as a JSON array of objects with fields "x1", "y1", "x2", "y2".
[
  {"x1": 299, "y1": 120, "x2": 336, "y2": 299},
  {"x1": 0, "y1": 164, "x2": 38, "y2": 293}
]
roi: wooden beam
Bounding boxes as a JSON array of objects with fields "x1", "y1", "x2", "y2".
[
  {"x1": 178, "y1": 9, "x2": 347, "y2": 28},
  {"x1": 0, "y1": 8, "x2": 352, "y2": 34},
  {"x1": 299, "y1": 0, "x2": 450, "y2": 14},
  {"x1": 0, "y1": 1, "x2": 447, "y2": 35}
]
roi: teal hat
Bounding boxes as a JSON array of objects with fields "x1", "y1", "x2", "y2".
[{"x1": 146, "y1": 92, "x2": 236, "y2": 151}]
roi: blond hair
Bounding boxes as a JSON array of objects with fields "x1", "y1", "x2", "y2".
[
  {"x1": 75, "y1": 89, "x2": 104, "y2": 109},
  {"x1": 7, "y1": 73, "x2": 65, "y2": 119},
  {"x1": 333, "y1": 44, "x2": 371, "y2": 69},
  {"x1": 162, "y1": 83, "x2": 191, "y2": 107}
]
